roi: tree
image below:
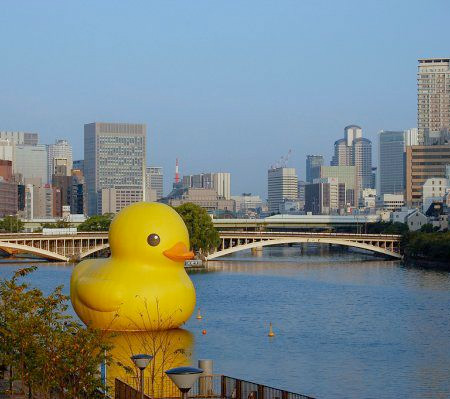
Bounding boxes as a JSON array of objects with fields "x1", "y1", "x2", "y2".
[
  {"x1": 41, "y1": 220, "x2": 72, "y2": 229},
  {"x1": 384, "y1": 222, "x2": 409, "y2": 235},
  {"x1": 174, "y1": 203, "x2": 220, "y2": 254},
  {"x1": 0, "y1": 267, "x2": 112, "y2": 398},
  {"x1": 0, "y1": 215, "x2": 24, "y2": 233},
  {"x1": 403, "y1": 231, "x2": 450, "y2": 260},
  {"x1": 367, "y1": 221, "x2": 409, "y2": 235},
  {"x1": 77, "y1": 213, "x2": 114, "y2": 231}
]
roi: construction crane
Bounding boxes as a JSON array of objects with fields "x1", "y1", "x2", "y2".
[{"x1": 270, "y1": 149, "x2": 292, "y2": 169}]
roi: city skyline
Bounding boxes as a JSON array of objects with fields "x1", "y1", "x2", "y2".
[{"x1": 1, "y1": 1, "x2": 449, "y2": 197}]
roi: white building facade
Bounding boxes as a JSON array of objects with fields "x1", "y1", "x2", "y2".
[
  {"x1": 47, "y1": 139, "x2": 73, "y2": 182},
  {"x1": 422, "y1": 177, "x2": 450, "y2": 212},
  {"x1": 267, "y1": 167, "x2": 298, "y2": 214}
]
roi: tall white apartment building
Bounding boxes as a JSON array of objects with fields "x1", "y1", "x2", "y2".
[
  {"x1": 417, "y1": 58, "x2": 450, "y2": 144},
  {"x1": 84, "y1": 122, "x2": 146, "y2": 215},
  {"x1": 47, "y1": 139, "x2": 73, "y2": 181},
  {"x1": 267, "y1": 167, "x2": 298, "y2": 214}
]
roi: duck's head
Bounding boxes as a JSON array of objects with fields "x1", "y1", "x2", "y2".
[{"x1": 108, "y1": 202, "x2": 194, "y2": 266}]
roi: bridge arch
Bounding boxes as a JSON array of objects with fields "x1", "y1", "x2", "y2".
[
  {"x1": 0, "y1": 241, "x2": 69, "y2": 262},
  {"x1": 206, "y1": 237, "x2": 402, "y2": 260},
  {"x1": 79, "y1": 243, "x2": 110, "y2": 259}
]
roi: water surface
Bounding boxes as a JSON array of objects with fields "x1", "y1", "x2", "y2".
[{"x1": 1, "y1": 246, "x2": 449, "y2": 399}]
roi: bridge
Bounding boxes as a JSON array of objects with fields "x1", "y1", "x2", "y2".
[
  {"x1": 207, "y1": 231, "x2": 401, "y2": 260},
  {"x1": 0, "y1": 230, "x2": 402, "y2": 262},
  {"x1": 0, "y1": 232, "x2": 110, "y2": 262},
  {"x1": 213, "y1": 214, "x2": 383, "y2": 231}
]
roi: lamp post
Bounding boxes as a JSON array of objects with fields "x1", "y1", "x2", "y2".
[
  {"x1": 165, "y1": 366, "x2": 204, "y2": 399},
  {"x1": 131, "y1": 354, "x2": 153, "y2": 399}
]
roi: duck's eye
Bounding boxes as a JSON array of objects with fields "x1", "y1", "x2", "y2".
[{"x1": 147, "y1": 233, "x2": 160, "y2": 246}]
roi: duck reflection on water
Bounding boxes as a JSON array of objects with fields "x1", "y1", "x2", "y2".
[{"x1": 108, "y1": 328, "x2": 194, "y2": 397}]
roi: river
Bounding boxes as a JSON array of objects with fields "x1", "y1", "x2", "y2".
[{"x1": 0, "y1": 246, "x2": 449, "y2": 399}]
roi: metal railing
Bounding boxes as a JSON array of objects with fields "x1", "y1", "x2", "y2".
[
  {"x1": 115, "y1": 378, "x2": 151, "y2": 399},
  {"x1": 118, "y1": 375, "x2": 314, "y2": 399},
  {"x1": 220, "y1": 376, "x2": 314, "y2": 399}
]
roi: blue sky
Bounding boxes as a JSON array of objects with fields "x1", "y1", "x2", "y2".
[{"x1": 1, "y1": 1, "x2": 449, "y2": 197}]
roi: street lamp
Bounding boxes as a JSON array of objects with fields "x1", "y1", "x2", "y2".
[
  {"x1": 131, "y1": 354, "x2": 153, "y2": 399},
  {"x1": 165, "y1": 366, "x2": 204, "y2": 399}
]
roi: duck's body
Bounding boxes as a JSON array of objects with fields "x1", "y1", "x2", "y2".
[{"x1": 70, "y1": 202, "x2": 196, "y2": 331}]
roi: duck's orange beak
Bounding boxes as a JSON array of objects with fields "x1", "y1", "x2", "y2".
[{"x1": 163, "y1": 242, "x2": 195, "y2": 261}]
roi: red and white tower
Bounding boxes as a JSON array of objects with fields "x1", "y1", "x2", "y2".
[{"x1": 174, "y1": 158, "x2": 180, "y2": 184}]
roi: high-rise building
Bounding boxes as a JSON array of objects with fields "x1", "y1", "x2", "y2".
[
  {"x1": 84, "y1": 122, "x2": 146, "y2": 215},
  {"x1": 73, "y1": 159, "x2": 84, "y2": 174},
  {"x1": 298, "y1": 180, "x2": 306, "y2": 206},
  {"x1": 405, "y1": 128, "x2": 419, "y2": 146},
  {"x1": 0, "y1": 160, "x2": 13, "y2": 181},
  {"x1": 406, "y1": 145, "x2": 450, "y2": 207},
  {"x1": 0, "y1": 159, "x2": 18, "y2": 217},
  {"x1": 231, "y1": 193, "x2": 263, "y2": 213},
  {"x1": 306, "y1": 155, "x2": 324, "y2": 183},
  {"x1": 211, "y1": 172, "x2": 231, "y2": 200},
  {"x1": 146, "y1": 167, "x2": 164, "y2": 201},
  {"x1": 32, "y1": 184, "x2": 62, "y2": 218},
  {"x1": 331, "y1": 125, "x2": 372, "y2": 193},
  {"x1": 47, "y1": 139, "x2": 73, "y2": 182},
  {"x1": 331, "y1": 125, "x2": 362, "y2": 166},
  {"x1": 267, "y1": 167, "x2": 298, "y2": 214},
  {"x1": 378, "y1": 131, "x2": 406, "y2": 196},
  {"x1": 354, "y1": 137, "x2": 372, "y2": 191},
  {"x1": 0, "y1": 179, "x2": 18, "y2": 217},
  {"x1": 319, "y1": 165, "x2": 358, "y2": 206},
  {"x1": 417, "y1": 58, "x2": 450, "y2": 145},
  {"x1": 181, "y1": 172, "x2": 231, "y2": 199},
  {"x1": 0, "y1": 139, "x2": 14, "y2": 162},
  {"x1": 98, "y1": 187, "x2": 144, "y2": 214},
  {"x1": 51, "y1": 166, "x2": 87, "y2": 216},
  {"x1": 304, "y1": 177, "x2": 346, "y2": 215},
  {"x1": 0, "y1": 131, "x2": 38, "y2": 145},
  {"x1": 14, "y1": 144, "x2": 48, "y2": 185},
  {"x1": 162, "y1": 188, "x2": 234, "y2": 212}
]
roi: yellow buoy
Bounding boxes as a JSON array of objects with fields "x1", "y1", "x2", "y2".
[
  {"x1": 196, "y1": 309, "x2": 202, "y2": 320},
  {"x1": 268, "y1": 322, "x2": 275, "y2": 337}
]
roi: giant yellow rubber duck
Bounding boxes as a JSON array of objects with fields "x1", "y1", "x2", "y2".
[{"x1": 70, "y1": 202, "x2": 196, "y2": 331}]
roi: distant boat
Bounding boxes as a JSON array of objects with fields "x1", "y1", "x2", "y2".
[{"x1": 184, "y1": 259, "x2": 204, "y2": 268}]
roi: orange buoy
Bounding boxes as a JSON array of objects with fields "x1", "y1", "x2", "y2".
[
  {"x1": 268, "y1": 322, "x2": 275, "y2": 337},
  {"x1": 202, "y1": 329, "x2": 207, "y2": 335},
  {"x1": 196, "y1": 309, "x2": 202, "y2": 320}
]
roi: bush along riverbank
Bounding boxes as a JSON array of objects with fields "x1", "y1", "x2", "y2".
[{"x1": 402, "y1": 231, "x2": 450, "y2": 270}]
